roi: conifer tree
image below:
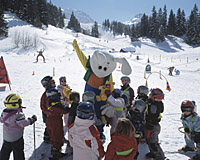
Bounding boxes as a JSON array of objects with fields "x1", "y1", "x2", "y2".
[
  {"x1": 91, "y1": 21, "x2": 99, "y2": 38},
  {"x1": 130, "y1": 25, "x2": 137, "y2": 42},
  {"x1": 186, "y1": 4, "x2": 199, "y2": 45},
  {"x1": 67, "y1": 12, "x2": 81, "y2": 32},
  {"x1": 0, "y1": 1, "x2": 8, "y2": 37},
  {"x1": 167, "y1": 10, "x2": 176, "y2": 35},
  {"x1": 140, "y1": 14, "x2": 149, "y2": 37}
]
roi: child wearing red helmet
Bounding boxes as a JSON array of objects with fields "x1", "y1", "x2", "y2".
[
  {"x1": 178, "y1": 100, "x2": 200, "y2": 160},
  {"x1": 145, "y1": 88, "x2": 167, "y2": 160}
]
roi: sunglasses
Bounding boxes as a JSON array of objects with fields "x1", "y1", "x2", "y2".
[{"x1": 61, "y1": 80, "x2": 66, "y2": 82}]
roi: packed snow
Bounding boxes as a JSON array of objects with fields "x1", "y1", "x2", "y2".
[{"x1": 0, "y1": 12, "x2": 200, "y2": 160}]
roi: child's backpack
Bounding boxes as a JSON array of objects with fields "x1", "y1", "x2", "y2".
[{"x1": 128, "y1": 99, "x2": 146, "y2": 133}]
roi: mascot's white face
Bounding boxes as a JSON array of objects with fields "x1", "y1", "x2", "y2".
[{"x1": 90, "y1": 50, "x2": 132, "y2": 78}]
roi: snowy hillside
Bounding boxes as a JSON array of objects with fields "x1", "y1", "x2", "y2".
[
  {"x1": 123, "y1": 13, "x2": 143, "y2": 25},
  {"x1": 64, "y1": 8, "x2": 95, "y2": 24},
  {"x1": 0, "y1": 12, "x2": 200, "y2": 160}
]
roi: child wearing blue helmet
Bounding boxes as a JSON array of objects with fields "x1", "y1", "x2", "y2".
[{"x1": 68, "y1": 102, "x2": 104, "y2": 160}]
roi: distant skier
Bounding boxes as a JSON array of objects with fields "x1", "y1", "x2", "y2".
[
  {"x1": 36, "y1": 49, "x2": 45, "y2": 63},
  {"x1": 174, "y1": 68, "x2": 180, "y2": 75},
  {"x1": 178, "y1": 100, "x2": 200, "y2": 160},
  {"x1": 168, "y1": 66, "x2": 174, "y2": 76},
  {"x1": 0, "y1": 94, "x2": 37, "y2": 160}
]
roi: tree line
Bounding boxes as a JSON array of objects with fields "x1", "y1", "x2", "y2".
[
  {"x1": 0, "y1": 0, "x2": 65, "y2": 36},
  {"x1": 102, "y1": 4, "x2": 200, "y2": 45},
  {"x1": 0, "y1": 1, "x2": 200, "y2": 45}
]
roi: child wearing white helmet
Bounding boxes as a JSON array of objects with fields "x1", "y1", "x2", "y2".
[{"x1": 120, "y1": 76, "x2": 135, "y2": 110}]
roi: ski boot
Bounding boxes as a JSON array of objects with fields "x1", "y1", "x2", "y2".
[
  {"x1": 178, "y1": 146, "x2": 196, "y2": 153},
  {"x1": 44, "y1": 128, "x2": 51, "y2": 144},
  {"x1": 189, "y1": 154, "x2": 200, "y2": 160}
]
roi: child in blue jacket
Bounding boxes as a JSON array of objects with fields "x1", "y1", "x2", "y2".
[{"x1": 179, "y1": 100, "x2": 200, "y2": 160}]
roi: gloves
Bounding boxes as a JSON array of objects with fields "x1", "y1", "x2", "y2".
[
  {"x1": 105, "y1": 90, "x2": 111, "y2": 97},
  {"x1": 28, "y1": 115, "x2": 37, "y2": 125},
  {"x1": 184, "y1": 128, "x2": 190, "y2": 134}
]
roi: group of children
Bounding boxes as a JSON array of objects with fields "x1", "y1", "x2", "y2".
[{"x1": 0, "y1": 75, "x2": 200, "y2": 160}]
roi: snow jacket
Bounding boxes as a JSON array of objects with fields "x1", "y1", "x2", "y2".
[
  {"x1": 105, "y1": 132, "x2": 137, "y2": 160},
  {"x1": 107, "y1": 95, "x2": 126, "y2": 134},
  {"x1": 46, "y1": 101, "x2": 68, "y2": 149},
  {"x1": 0, "y1": 108, "x2": 31, "y2": 142},
  {"x1": 181, "y1": 113, "x2": 200, "y2": 138},
  {"x1": 68, "y1": 117, "x2": 105, "y2": 160},
  {"x1": 40, "y1": 91, "x2": 48, "y2": 117},
  {"x1": 145, "y1": 99, "x2": 164, "y2": 130},
  {"x1": 121, "y1": 84, "x2": 134, "y2": 107}
]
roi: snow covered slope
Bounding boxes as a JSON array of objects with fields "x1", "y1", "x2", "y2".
[{"x1": 0, "y1": 12, "x2": 200, "y2": 160}]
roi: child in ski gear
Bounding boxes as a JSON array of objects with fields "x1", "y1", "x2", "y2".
[
  {"x1": 82, "y1": 91, "x2": 103, "y2": 127},
  {"x1": 135, "y1": 85, "x2": 149, "y2": 142},
  {"x1": 36, "y1": 49, "x2": 45, "y2": 63},
  {"x1": 104, "y1": 88, "x2": 126, "y2": 134},
  {"x1": 179, "y1": 100, "x2": 200, "y2": 160},
  {"x1": 0, "y1": 93, "x2": 37, "y2": 160},
  {"x1": 46, "y1": 88, "x2": 70, "y2": 159},
  {"x1": 40, "y1": 76, "x2": 56, "y2": 143},
  {"x1": 135, "y1": 85, "x2": 149, "y2": 103},
  {"x1": 105, "y1": 118, "x2": 137, "y2": 160},
  {"x1": 68, "y1": 102, "x2": 105, "y2": 160},
  {"x1": 127, "y1": 99, "x2": 147, "y2": 159},
  {"x1": 145, "y1": 88, "x2": 167, "y2": 160},
  {"x1": 68, "y1": 91, "x2": 80, "y2": 126},
  {"x1": 120, "y1": 76, "x2": 135, "y2": 109},
  {"x1": 57, "y1": 76, "x2": 71, "y2": 136}
]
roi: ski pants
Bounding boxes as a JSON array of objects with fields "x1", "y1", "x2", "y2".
[
  {"x1": 146, "y1": 123, "x2": 166, "y2": 160},
  {"x1": 46, "y1": 116, "x2": 64, "y2": 150},
  {"x1": 0, "y1": 137, "x2": 25, "y2": 160},
  {"x1": 185, "y1": 135, "x2": 200, "y2": 155}
]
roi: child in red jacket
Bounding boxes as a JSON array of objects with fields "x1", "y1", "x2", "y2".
[
  {"x1": 105, "y1": 118, "x2": 137, "y2": 160},
  {"x1": 46, "y1": 88, "x2": 70, "y2": 159}
]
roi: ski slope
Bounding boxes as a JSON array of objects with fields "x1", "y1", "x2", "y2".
[{"x1": 0, "y1": 12, "x2": 200, "y2": 160}]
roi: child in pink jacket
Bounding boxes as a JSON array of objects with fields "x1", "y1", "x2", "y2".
[
  {"x1": 0, "y1": 93, "x2": 37, "y2": 160},
  {"x1": 69, "y1": 102, "x2": 105, "y2": 160}
]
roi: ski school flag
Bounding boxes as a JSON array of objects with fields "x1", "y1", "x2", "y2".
[{"x1": 0, "y1": 56, "x2": 10, "y2": 84}]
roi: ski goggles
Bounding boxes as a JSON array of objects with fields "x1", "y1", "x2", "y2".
[{"x1": 181, "y1": 107, "x2": 193, "y2": 113}]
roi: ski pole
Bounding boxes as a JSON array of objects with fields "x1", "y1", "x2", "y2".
[{"x1": 33, "y1": 123, "x2": 36, "y2": 160}]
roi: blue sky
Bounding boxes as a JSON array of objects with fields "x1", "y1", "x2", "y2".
[{"x1": 49, "y1": 0, "x2": 200, "y2": 23}]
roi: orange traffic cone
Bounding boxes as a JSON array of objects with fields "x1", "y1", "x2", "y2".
[{"x1": 166, "y1": 81, "x2": 171, "y2": 91}]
